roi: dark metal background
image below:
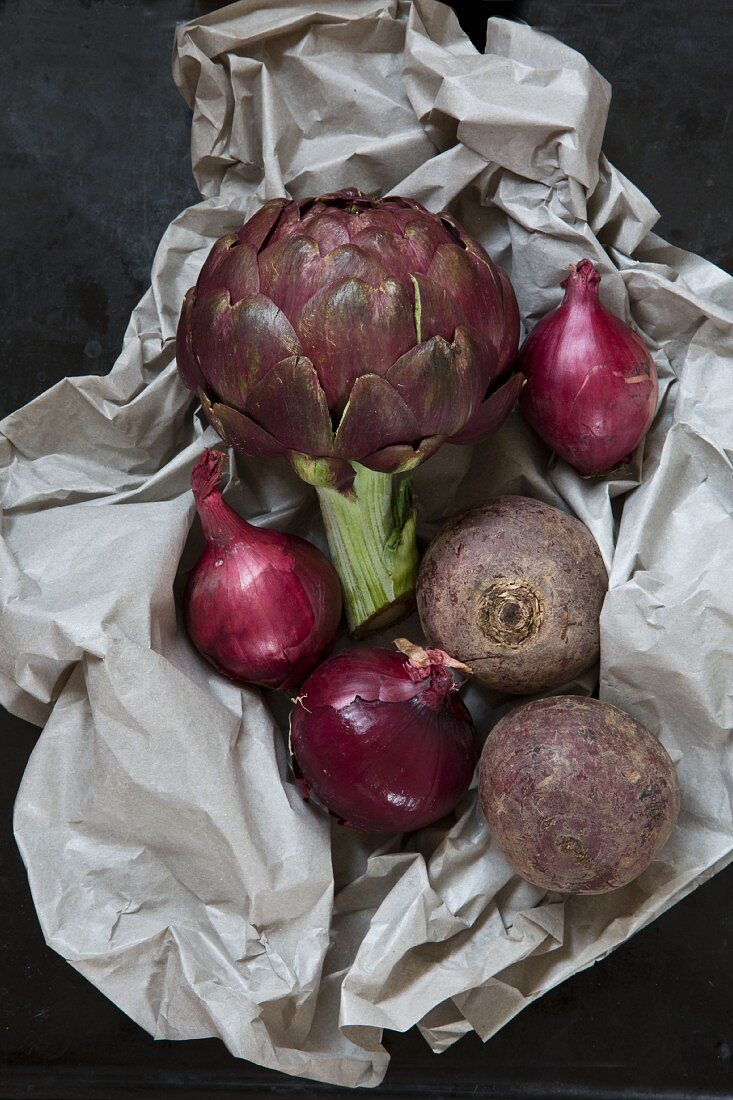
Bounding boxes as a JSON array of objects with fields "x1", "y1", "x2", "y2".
[{"x1": 1, "y1": 2, "x2": 731, "y2": 1097}]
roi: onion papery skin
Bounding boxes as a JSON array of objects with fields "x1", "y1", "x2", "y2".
[
  {"x1": 290, "y1": 644, "x2": 478, "y2": 833},
  {"x1": 518, "y1": 259, "x2": 658, "y2": 475},
  {"x1": 184, "y1": 450, "x2": 342, "y2": 691}
]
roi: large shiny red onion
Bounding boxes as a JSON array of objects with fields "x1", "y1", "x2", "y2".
[
  {"x1": 518, "y1": 259, "x2": 658, "y2": 475},
  {"x1": 184, "y1": 450, "x2": 342, "y2": 691},
  {"x1": 290, "y1": 640, "x2": 478, "y2": 833}
]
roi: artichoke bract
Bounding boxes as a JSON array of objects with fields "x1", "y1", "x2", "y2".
[{"x1": 177, "y1": 188, "x2": 521, "y2": 635}]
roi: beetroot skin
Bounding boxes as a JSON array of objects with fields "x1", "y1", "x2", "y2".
[
  {"x1": 416, "y1": 496, "x2": 608, "y2": 694},
  {"x1": 479, "y1": 696, "x2": 680, "y2": 894}
]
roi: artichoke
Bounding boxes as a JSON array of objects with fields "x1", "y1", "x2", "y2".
[{"x1": 177, "y1": 189, "x2": 521, "y2": 635}]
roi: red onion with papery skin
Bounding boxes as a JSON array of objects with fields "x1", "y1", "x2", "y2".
[
  {"x1": 518, "y1": 259, "x2": 658, "y2": 475},
  {"x1": 184, "y1": 449, "x2": 342, "y2": 691},
  {"x1": 290, "y1": 640, "x2": 478, "y2": 833}
]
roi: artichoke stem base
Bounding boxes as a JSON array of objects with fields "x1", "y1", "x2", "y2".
[
  {"x1": 315, "y1": 464, "x2": 419, "y2": 638},
  {"x1": 350, "y1": 593, "x2": 416, "y2": 641}
]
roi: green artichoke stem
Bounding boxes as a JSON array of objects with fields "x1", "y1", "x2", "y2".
[{"x1": 315, "y1": 463, "x2": 418, "y2": 638}]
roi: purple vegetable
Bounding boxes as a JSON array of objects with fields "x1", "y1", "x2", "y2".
[
  {"x1": 479, "y1": 696, "x2": 680, "y2": 893},
  {"x1": 184, "y1": 450, "x2": 341, "y2": 691},
  {"x1": 290, "y1": 640, "x2": 478, "y2": 833},
  {"x1": 518, "y1": 259, "x2": 658, "y2": 475},
  {"x1": 416, "y1": 495, "x2": 608, "y2": 695},
  {"x1": 176, "y1": 188, "x2": 521, "y2": 635}
]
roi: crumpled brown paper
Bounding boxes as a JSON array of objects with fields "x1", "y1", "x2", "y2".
[{"x1": 2, "y1": 0, "x2": 732, "y2": 1087}]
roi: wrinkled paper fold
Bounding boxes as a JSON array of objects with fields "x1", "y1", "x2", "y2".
[{"x1": 2, "y1": 0, "x2": 732, "y2": 1087}]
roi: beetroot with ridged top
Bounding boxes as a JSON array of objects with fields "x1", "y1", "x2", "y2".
[{"x1": 416, "y1": 495, "x2": 608, "y2": 695}]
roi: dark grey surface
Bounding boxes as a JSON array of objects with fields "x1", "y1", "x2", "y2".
[
  {"x1": 0, "y1": 0, "x2": 200, "y2": 420},
  {"x1": 1, "y1": 1, "x2": 732, "y2": 1097},
  {"x1": 497, "y1": 0, "x2": 733, "y2": 275}
]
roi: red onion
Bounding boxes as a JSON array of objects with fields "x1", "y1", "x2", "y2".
[
  {"x1": 518, "y1": 259, "x2": 658, "y2": 475},
  {"x1": 184, "y1": 450, "x2": 342, "y2": 691},
  {"x1": 290, "y1": 640, "x2": 478, "y2": 833}
]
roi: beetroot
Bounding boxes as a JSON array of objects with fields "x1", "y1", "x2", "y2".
[
  {"x1": 416, "y1": 496, "x2": 607, "y2": 695},
  {"x1": 479, "y1": 696, "x2": 680, "y2": 894}
]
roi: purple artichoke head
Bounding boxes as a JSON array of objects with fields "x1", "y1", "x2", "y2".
[{"x1": 177, "y1": 189, "x2": 521, "y2": 487}]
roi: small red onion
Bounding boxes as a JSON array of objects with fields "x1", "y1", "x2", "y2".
[
  {"x1": 184, "y1": 450, "x2": 342, "y2": 691},
  {"x1": 518, "y1": 259, "x2": 658, "y2": 475},
  {"x1": 290, "y1": 640, "x2": 478, "y2": 833}
]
